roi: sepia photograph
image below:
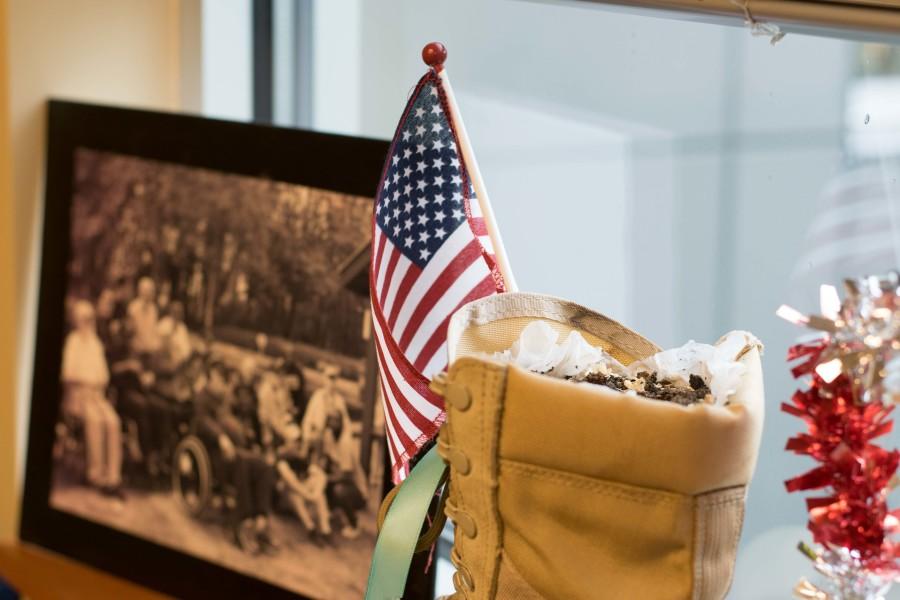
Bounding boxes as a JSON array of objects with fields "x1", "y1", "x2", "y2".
[{"x1": 48, "y1": 147, "x2": 384, "y2": 599}]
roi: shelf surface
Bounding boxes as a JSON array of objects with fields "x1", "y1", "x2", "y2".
[{"x1": 0, "y1": 542, "x2": 170, "y2": 599}]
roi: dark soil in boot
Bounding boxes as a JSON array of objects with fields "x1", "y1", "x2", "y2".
[{"x1": 580, "y1": 371, "x2": 711, "y2": 405}]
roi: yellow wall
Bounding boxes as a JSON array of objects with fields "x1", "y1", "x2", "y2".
[
  {"x1": 3, "y1": 0, "x2": 184, "y2": 540},
  {"x1": 0, "y1": 0, "x2": 18, "y2": 543}
]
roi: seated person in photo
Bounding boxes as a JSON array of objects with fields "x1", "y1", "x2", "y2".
[
  {"x1": 107, "y1": 330, "x2": 173, "y2": 482},
  {"x1": 300, "y1": 364, "x2": 350, "y2": 455},
  {"x1": 322, "y1": 411, "x2": 369, "y2": 540},
  {"x1": 257, "y1": 370, "x2": 297, "y2": 446},
  {"x1": 193, "y1": 361, "x2": 278, "y2": 555},
  {"x1": 156, "y1": 352, "x2": 206, "y2": 404},
  {"x1": 61, "y1": 300, "x2": 124, "y2": 499},
  {"x1": 258, "y1": 372, "x2": 331, "y2": 542},
  {"x1": 156, "y1": 350, "x2": 203, "y2": 430},
  {"x1": 276, "y1": 437, "x2": 332, "y2": 544}
]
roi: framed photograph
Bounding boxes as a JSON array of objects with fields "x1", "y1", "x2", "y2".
[{"x1": 20, "y1": 100, "x2": 404, "y2": 599}]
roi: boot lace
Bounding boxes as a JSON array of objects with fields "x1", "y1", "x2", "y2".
[{"x1": 437, "y1": 381, "x2": 477, "y2": 596}]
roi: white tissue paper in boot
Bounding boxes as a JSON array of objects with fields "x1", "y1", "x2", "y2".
[
  {"x1": 499, "y1": 321, "x2": 624, "y2": 378},
  {"x1": 494, "y1": 321, "x2": 760, "y2": 405},
  {"x1": 628, "y1": 330, "x2": 760, "y2": 404}
]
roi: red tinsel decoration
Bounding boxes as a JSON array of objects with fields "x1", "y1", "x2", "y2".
[{"x1": 783, "y1": 338, "x2": 900, "y2": 572}]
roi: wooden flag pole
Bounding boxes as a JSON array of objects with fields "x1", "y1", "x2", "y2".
[{"x1": 422, "y1": 42, "x2": 518, "y2": 292}]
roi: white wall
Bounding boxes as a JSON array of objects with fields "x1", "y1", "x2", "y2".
[
  {"x1": 6, "y1": 0, "x2": 184, "y2": 540},
  {"x1": 201, "y1": 0, "x2": 251, "y2": 121},
  {"x1": 311, "y1": 0, "x2": 362, "y2": 134}
]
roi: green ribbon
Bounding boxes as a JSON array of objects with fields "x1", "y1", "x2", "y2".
[{"x1": 365, "y1": 446, "x2": 447, "y2": 600}]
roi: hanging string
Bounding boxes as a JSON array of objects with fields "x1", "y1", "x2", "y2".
[{"x1": 729, "y1": 0, "x2": 786, "y2": 45}]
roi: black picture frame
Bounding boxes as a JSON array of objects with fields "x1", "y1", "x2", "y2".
[{"x1": 20, "y1": 100, "x2": 434, "y2": 599}]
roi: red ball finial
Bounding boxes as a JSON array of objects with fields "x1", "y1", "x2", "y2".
[{"x1": 422, "y1": 42, "x2": 447, "y2": 69}]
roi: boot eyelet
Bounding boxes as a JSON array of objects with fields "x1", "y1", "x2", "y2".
[
  {"x1": 446, "y1": 385, "x2": 471, "y2": 411},
  {"x1": 453, "y1": 452, "x2": 470, "y2": 475},
  {"x1": 445, "y1": 501, "x2": 477, "y2": 538},
  {"x1": 437, "y1": 441, "x2": 449, "y2": 462},
  {"x1": 457, "y1": 512, "x2": 477, "y2": 538},
  {"x1": 437, "y1": 441, "x2": 471, "y2": 476}
]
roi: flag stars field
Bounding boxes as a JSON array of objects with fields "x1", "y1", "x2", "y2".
[{"x1": 373, "y1": 83, "x2": 475, "y2": 269}]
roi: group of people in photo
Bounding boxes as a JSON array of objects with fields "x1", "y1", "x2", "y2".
[{"x1": 59, "y1": 274, "x2": 370, "y2": 555}]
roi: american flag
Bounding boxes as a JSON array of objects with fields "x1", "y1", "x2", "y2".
[{"x1": 370, "y1": 69, "x2": 505, "y2": 481}]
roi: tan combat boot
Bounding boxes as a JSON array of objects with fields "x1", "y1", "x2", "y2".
[{"x1": 432, "y1": 293, "x2": 765, "y2": 600}]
